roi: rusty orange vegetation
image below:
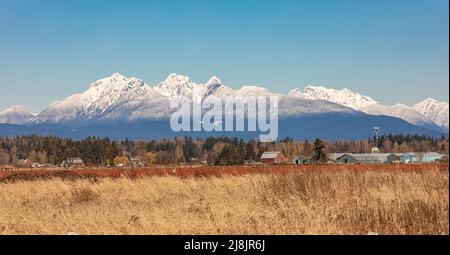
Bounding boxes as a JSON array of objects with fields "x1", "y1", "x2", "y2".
[{"x1": 0, "y1": 163, "x2": 448, "y2": 181}]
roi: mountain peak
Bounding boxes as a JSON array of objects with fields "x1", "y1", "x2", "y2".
[
  {"x1": 304, "y1": 85, "x2": 326, "y2": 90},
  {"x1": 0, "y1": 105, "x2": 35, "y2": 124},
  {"x1": 205, "y1": 76, "x2": 222, "y2": 86},
  {"x1": 413, "y1": 98, "x2": 449, "y2": 129},
  {"x1": 111, "y1": 72, "x2": 126, "y2": 77},
  {"x1": 289, "y1": 85, "x2": 378, "y2": 110},
  {"x1": 164, "y1": 73, "x2": 191, "y2": 83},
  {"x1": 419, "y1": 98, "x2": 441, "y2": 105},
  {"x1": 241, "y1": 85, "x2": 261, "y2": 89},
  {"x1": 239, "y1": 85, "x2": 270, "y2": 93},
  {"x1": 392, "y1": 103, "x2": 409, "y2": 108},
  {"x1": 154, "y1": 73, "x2": 203, "y2": 99},
  {"x1": 89, "y1": 73, "x2": 130, "y2": 88},
  {"x1": 414, "y1": 98, "x2": 448, "y2": 108},
  {"x1": 1, "y1": 105, "x2": 30, "y2": 113},
  {"x1": 235, "y1": 85, "x2": 277, "y2": 97}
]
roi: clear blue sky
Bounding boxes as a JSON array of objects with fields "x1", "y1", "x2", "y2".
[{"x1": 0, "y1": 0, "x2": 448, "y2": 112}]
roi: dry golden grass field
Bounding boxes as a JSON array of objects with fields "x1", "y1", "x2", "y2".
[{"x1": 0, "y1": 164, "x2": 448, "y2": 235}]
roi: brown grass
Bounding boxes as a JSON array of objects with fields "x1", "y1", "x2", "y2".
[{"x1": 0, "y1": 165, "x2": 448, "y2": 235}]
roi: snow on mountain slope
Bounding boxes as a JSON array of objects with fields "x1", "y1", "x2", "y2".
[
  {"x1": 413, "y1": 98, "x2": 449, "y2": 129},
  {"x1": 0, "y1": 105, "x2": 35, "y2": 124},
  {"x1": 236, "y1": 86, "x2": 278, "y2": 97},
  {"x1": 192, "y1": 81, "x2": 356, "y2": 119},
  {"x1": 6, "y1": 72, "x2": 445, "y2": 134},
  {"x1": 362, "y1": 103, "x2": 441, "y2": 131},
  {"x1": 288, "y1": 85, "x2": 378, "y2": 110},
  {"x1": 278, "y1": 96, "x2": 358, "y2": 117},
  {"x1": 203, "y1": 77, "x2": 278, "y2": 98},
  {"x1": 205, "y1": 80, "x2": 236, "y2": 98},
  {"x1": 204, "y1": 76, "x2": 224, "y2": 97},
  {"x1": 207, "y1": 85, "x2": 235, "y2": 98},
  {"x1": 288, "y1": 85, "x2": 447, "y2": 131},
  {"x1": 35, "y1": 73, "x2": 170, "y2": 124},
  {"x1": 154, "y1": 73, "x2": 206, "y2": 103}
]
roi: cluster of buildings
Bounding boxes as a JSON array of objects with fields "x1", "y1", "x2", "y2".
[
  {"x1": 259, "y1": 151, "x2": 447, "y2": 165},
  {"x1": 12, "y1": 156, "x2": 149, "y2": 169},
  {"x1": 325, "y1": 152, "x2": 446, "y2": 164},
  {"x1": 11, "y1": 157, "x2": 85, "y2": 169},
  {"x1": 15, "y1": 159, "x2": 58, "y2": 168},
  {"x1": 6, "y1": 150, "x2": 447, "y2": 169}
]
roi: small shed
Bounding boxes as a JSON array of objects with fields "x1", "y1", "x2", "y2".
[
  {"x1": 260, "y1": 151, "x2": 288, "y2": 164},
  {"x1": 244, "y1": 160, "x2": 257, "y2": 166},
  {"x1": 291, "y1": 156, "x2": 301, "y2": 165},
  {"x1": 291, "y1": 156, "x2": 308, "y2": 165}
]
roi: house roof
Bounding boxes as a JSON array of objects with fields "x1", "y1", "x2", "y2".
[
  {"x1": 65, "y1": 157, "x2": 82, "y2": 160},
  {"x1": 261, "y1": 151, "x2": 282, "y2": 159},
  {"x1": 328, "y1": 153, "x2": 346, "y2": 161},
  {"x1": 337, "y1": 153, "x2": 394, "y2": 162},
  {"x1": 308, "y1": 152, "x2": 445, "y2": 162},
  {"x1": 423, "y1": 152, "x2": 444, "y2": 157}
]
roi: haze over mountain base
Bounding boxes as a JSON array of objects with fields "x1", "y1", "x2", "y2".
[{"x1": 0, "y1": 113, "x2": 444, "y2": 141}]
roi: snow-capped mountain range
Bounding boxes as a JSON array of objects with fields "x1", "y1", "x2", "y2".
[
  {"x1": 34, "y1": 73, "x2": 170, "y2": 125},
  {"x1": 0, "y1": 105, "x2": 35, "y2": 125},
  {"x1": 288, "y1": 85, "x2": 448, "y2": 130},
  {"x1": 413, "y1": 98, "x2": 449, "y2": 130},
  {"x1": 0, "y1": 73, "x2": 448, "y2": 135},
  {"x1": 288, "y1": 85, "x2": 379, "y2": 110}
]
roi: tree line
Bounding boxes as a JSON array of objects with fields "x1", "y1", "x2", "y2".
[{"x1": 0, "y1": 134, "x2": 447, "y2": 166}]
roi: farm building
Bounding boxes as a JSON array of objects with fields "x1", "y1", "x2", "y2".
[
  {"x1": 386, "y1": 153, "x2": 401, "y2": 163},
  {"x1": 335, "y1": 154, "x2": 359, "y2": 164},
  {"x1": 399, "y1": 152, "x2": 445, "y2": 163},
  {"x1": 243, "y1": 160, "x2": 258, "y2": 166},
  {"x1": 331, "y1": 152, "x2": 445, "y2": 164},
  {"x1": 260, "y1": 151, "x2": 288, "y2": 164},
  {"x1": 400, "y1": 153, "x2": 417, "y2": 164},
  {"x1": 130, "y1": 156, "x2": 146, "y2": 167},
  {"x1": 0, "y1": 165, "x2": 16, "y2": 170},
  {"x1": 420, "y1": 152, "x2": 444, "y2": 163},
  {"x1": 61, "y1": 157, "x2": 85, "y2": 168},
  {"x1": 328, "y1": 153, "x2": 346, "y2": 162},
  {"x1": 291, "y1": 156, "x2": 308, "y2": 165},
  {"x1": 335, "y1": 153, "x2": 396, "y2": 164},
  {"x1": 16, "y1": 159, "x2": 32, "y2": 168}
]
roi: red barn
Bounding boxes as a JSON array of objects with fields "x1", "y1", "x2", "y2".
[{"x1": 260, "y1": 151, "x2": 288, "y2": 164}]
